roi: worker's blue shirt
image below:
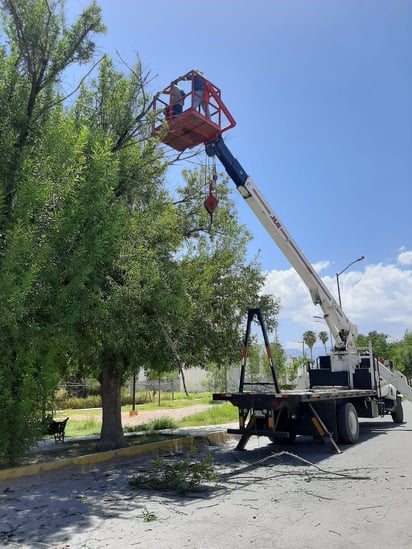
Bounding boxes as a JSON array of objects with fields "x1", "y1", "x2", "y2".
[{"x1": 193, "y1": 75, "x2": 203, "y2": 92}]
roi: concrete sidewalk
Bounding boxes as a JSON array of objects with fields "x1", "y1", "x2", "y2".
[{"x1": 0, "y1": 423, "x2": 238, "y2": 484}]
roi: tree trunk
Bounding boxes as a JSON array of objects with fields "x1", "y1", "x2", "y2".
[
  {"x1": 98, "y1": 358, "x2": 126, "y2": 451},
  {"x1": 158, "y1": 321, "x2": 189, "y2": 396}
]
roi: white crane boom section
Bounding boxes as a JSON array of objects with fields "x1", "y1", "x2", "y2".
[
  {"x1": 205, "y1": 135, "x2": 356, "y2": 352},
  {"x1": 239, "y1": 176, "x2": 356, "y2": 350}
]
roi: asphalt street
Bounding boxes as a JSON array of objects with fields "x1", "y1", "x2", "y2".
[{"x1": 1, "y1": 403, "x2": 412, "y2": 548}]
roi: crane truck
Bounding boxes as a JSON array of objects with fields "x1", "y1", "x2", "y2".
[{"x1": 153, "y1": 70, "x2": 412, "y2": 452}]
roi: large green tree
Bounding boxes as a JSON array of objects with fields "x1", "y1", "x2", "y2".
[
  {"x1": 356, "y1": 330, "x2": 412, "y2": 380},
  {"x1": 0, "y1": 0, "x2": 279, "y2": 461},
  {"x1": 0, "y1": 0, "x2": 105, "y2": 216},
  {"x1": 0, "y1": 0, "x2": 105, "y2": 465},
  {"x1": 62, "y1": 73, "x2": 275, "y2": 449},
  {"x1": 168, "y1": 168, "x2": 279, "y2": 375},
  {"x1": 303, "y1": 330, "x2": 317, "y2": 360},
  {"x1": 389, "y1": 331, "x2": 412, "y2": 379},
  {"x1": 356, "y1": 331, "x2": 390, "y2": 358},
  {"x1": 50, "y1": 54, "x2": 180, "y2": 451},
  {"x1": 318, "y1": 331, "x2": 329, "y2": 354}
]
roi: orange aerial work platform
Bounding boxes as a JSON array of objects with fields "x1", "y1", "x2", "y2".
[{"x1": 152, "y1": 70, "x2": 236, "y2": 151}]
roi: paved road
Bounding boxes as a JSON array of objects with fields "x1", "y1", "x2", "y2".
[{"x1": 1, "y1": 401, "x2": 412, "y2": 548}]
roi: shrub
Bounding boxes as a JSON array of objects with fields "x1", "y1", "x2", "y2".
[
  {"x1": 54, "y1": 390, "x2": 181, "y2": 410},
  {"x1": 125, "y1": 416, "x2": 177, "y2": 433},
  {"x1": 129, "y1": 448, "x2": 218, "y2": 494},
  {"x1": 148, "y1": 417, "x2": 177, "y2": 430},
  {"x1": 55, "y1": 394, "x2": 102, "y2": 410}
]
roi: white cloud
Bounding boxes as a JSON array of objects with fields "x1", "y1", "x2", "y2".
[
  {"x1": 398, "y1": 250, "x2": 412, "y2": 266},
  {"x1": 263, "y1": 262, "x2": 412, "y2": 350}
]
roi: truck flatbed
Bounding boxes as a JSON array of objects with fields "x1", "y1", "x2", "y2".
[
  {"x1": 213, "y1": 387, "x2": 382, "y2": 453},
  {"x1": 214, "y1": 387, "x2": 377, "y2": 404}
]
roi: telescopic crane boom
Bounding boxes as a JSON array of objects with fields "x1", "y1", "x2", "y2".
[
  {"x1": 205, "y1": 136, "x2": 356, "y2": 354},
  {"x1": 153, "y1": 70, "x2": 412, "y2": 400}
]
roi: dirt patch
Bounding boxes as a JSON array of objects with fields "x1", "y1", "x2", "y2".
[
  {"x1": 66, "y1": 403, "x2": 215, "y2": 428},
  {"x1": 121, "y1": 404, "x2": 215, "y2": 427}
]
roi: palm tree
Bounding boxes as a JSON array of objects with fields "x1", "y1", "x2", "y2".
[
  {"x1": 318, "y1": 331, "x2": 329, "y2": 354},
  {"x1": 303, "y1": 330, "x2": 317, "y2": 360}
]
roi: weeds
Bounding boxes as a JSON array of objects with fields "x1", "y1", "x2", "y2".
[
  {"x1": 141, "y1": 508, "x2": 157, "y2": 522},
  {"x1": 63, "y1": 417, "x2": 101, "y2": 438},
  {"x1": 177, "y1": 403, "x2": 237, "y2": 427},
  {"x1": 54, "y1": 391, "x2": 212, "y2": 411},
  {"x1": 129, "y1": 448, "x2": 218, "y2": 495},
  {"x1": 125, "y1": 417, "x2": 177, "y2": 433}
]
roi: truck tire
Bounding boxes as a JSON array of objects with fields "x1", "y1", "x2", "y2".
[
  {"x1": 391, "y1": 395, "x2": 404, "y2": 424},
  {"x1": 337, "y1": 402, "x2": 359, "y2": 443}
]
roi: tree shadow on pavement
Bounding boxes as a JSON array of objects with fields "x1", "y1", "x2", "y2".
[
  {"x1": 1, "y1": 418, "x2": 408, "y2": 547},
  {"x1": 0, "y1": 456, "x2": 167, "y2": 547}
]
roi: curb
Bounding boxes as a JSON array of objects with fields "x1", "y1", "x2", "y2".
[{"x1": 0, "y1": 430, "x2": 234, "y2": 484}]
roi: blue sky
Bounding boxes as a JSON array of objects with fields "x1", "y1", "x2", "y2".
[{"x1": 66, "y1": 0, "x2": 412, "y2": 352}]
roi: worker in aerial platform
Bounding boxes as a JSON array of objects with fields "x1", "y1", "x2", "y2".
[
  {"x1": 152, "y1": 71, "x2": 236, "y2": 151},
  {"x1": 173, "y1": 70, "x2": 210, "y2": 117},
  {"x1": 162, "y1": 82, "x2": 185, "y2": 119},
  {"x1": 191, "y1": 72, "x2": 209, "y2": 117}
]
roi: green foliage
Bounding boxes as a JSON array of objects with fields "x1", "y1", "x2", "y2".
[
  {"x1": 63, "y1": 417, "x2": 101, "y2": 437},
  {"x1": 129, "y1": 448, "x2": 218, "y2": 494},
  {"x1": 176, "y1": 403, "x2": 238, "y2": 427},
  {"x1": 386, "y1": 331, "x2": 412, "y2": 379},
  {"x1": 2, "y1": 0, "x2": 105, "y2": 75},
  {"x1": 167, "y1": 168, "x2": 275, "y2": 372},
  {"x1": 268, "y1": 341, "x2": 286, "y2": 380},
  {"x1": 356, "y1": 331, "x2": 390, "y2": 358},
  {"x1": 354, "y1": 331, "x2": 412, "y2": 379},
  {"x1": 56, "y1": 394, "x2": 102, "y2": 410},
  {"x1": 0, "y1": 0, "x2": 105, "y2": 465},
  {"x1": 0, "y1": 0, "x2": 279, "y2": 460},
  {"x1": 289, "y1": 357, "x2": 308, "y2": 384},
  {"x1": 148, "y1": 417, "x2": 178, "y2": 430},
  {"x1": 1, "y1": 0, "x2": 105, "y2": 158},
  {"x1": 318, "y1": 331, "x2": 329, "y2": 353},
  {"x1": 204, "y1": 362, "x2": 238, "y2": 392},
  {"x1": 0, "y1": 362, "x2": 50, "y2": 465},
  {"x1": 141, "y1": 508, "x2": 157, "y2": 522},
  {"x1": 126, "y1": 417, "x2": 178, "y2": 433},
  {"x1": 303, "y1": 330, "x2": 317, "y2": 359}
]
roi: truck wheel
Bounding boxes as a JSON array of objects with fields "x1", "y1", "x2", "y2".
[
  {"x1": 391, "y1": 395, "x2": 404, "y2": 424},
  {"x1": 337, "y1": 402, "x2": 359, "y2": 443}
]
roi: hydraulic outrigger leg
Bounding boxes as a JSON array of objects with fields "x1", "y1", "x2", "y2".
[{"x1": 307, "y1": 403, "x2": 342, "y2": 454}]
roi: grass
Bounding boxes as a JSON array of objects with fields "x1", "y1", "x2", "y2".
[
  {"x1": 177, "y1": 403, "x2": 238, "y2": 427},
  {"x1": 132, "y1": 395, "x2": 212, "y2": 410},
  {"x1": 53, "y1": 399, "x2": 238, "y2": 439},
  {"x1": 55, "y1": 393, "x2": 213, "y2": 416},
  {"x1": 66, "y1": 417, "x2": 102, "y2": 437},
  {"x1": 125, "y1": 417, "x2": 178, "y2": 433},
  {"x1": 16, "y1": 400, "x2": 239, "y2": 469}
]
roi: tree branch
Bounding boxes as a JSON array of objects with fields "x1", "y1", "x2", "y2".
[{"x1": 157, "y1": 320, "x2": 189, "y2": 396}]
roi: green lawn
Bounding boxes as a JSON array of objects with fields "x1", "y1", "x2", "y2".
[
  {"x1": 53, "y1": 398, "x2": 238, "y2": 439},
  {"x1": 177, "y1": 403, "x2": 238, "y2": 427},
  {"x1": 56, "y1": 393, "x2": 213, "y2": 417}
]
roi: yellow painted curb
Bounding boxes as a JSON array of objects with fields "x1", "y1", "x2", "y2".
[{"x1": 0, "y1": 431, "x2": 234, "y2": 484}]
